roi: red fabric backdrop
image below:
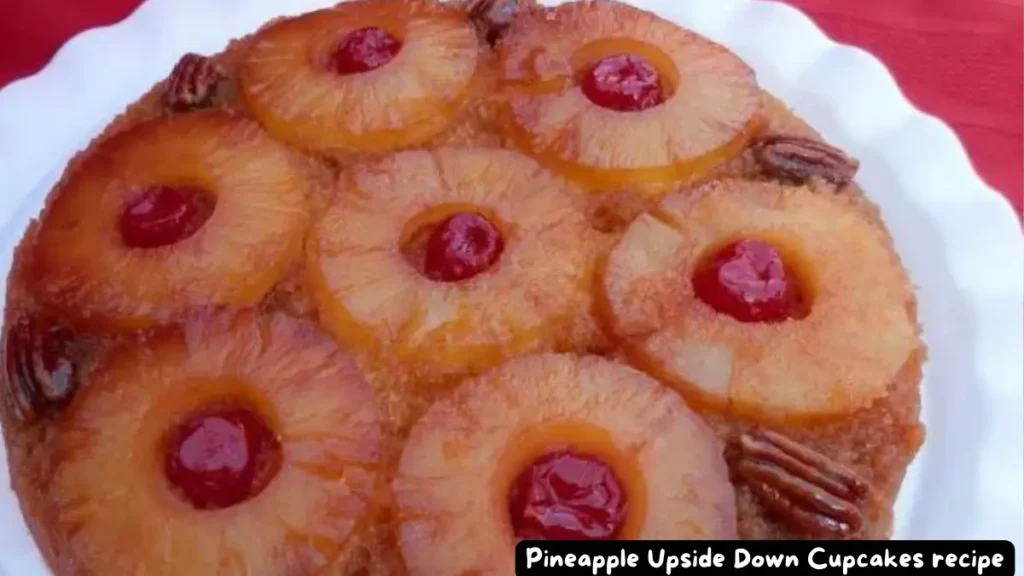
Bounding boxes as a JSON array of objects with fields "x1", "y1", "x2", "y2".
[{"x1": 1, "y1": 0, "x2": 1021, "y2": 214}]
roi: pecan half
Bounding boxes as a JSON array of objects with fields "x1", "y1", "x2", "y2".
[
  {"x1": 753, "y1": 135, "x2": 859, "y2": 188},
  {"x1": 464, "y1": 0, "x2": 526, "y2": 46},
  {"x1": 731, "y1": 428, "x2": 871, "y2": 537},
  {"x1": 2, "y1": 317, "x2": 80, "y2": 424},
  {"x1": 162, "y1": 53, "x2": 227, "y2": 113}
]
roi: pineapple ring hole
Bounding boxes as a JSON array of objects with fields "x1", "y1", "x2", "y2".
[
  {"x1": 508, "y1": 449, "x2": 627, "y2": 540},
  {"x1": 691, "y1": 235, "x2": 817, "y2": 324},
  {"x1": 148, "y1": 383, "x2": 284, "y2": 512},
  {"x1": 118, "y1": 184, "x2": 216, "y2": 249},
  {"x1": 494, "y1": 422, "x2": 647, "y2": 541},
  {"x1": 328, "y1": 26, "x2": 404, "y2": 75},
  {"x1": 161, "y1": 398, "x2": 283, "y2": 511},
  {"x1": 315, "y1": 23, "x2": 407, "y2": 75},
  {"x1": 400, "y1": 204, "x2": 508, "y2": 282},
  {"x1": 571, "y1": 38, "x2": 680, "y2": 105}
]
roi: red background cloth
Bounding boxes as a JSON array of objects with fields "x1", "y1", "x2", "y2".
[{"x1": 1, "y1": 0, "x2": 1021, "y2": 214}]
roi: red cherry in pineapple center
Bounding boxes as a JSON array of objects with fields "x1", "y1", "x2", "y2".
[
  {"x1": 692, "y1": 239, "x2": 809, "y2": 323},
  {"x1": 423, "y1": 212, "x2": 504, "y2": 282},
  {"x1": 581, "y1": 54, "x2": 665, "y2": 112},
  {"x1": 163, "y1": 405, "x2": 282, "y2": 511},
  {"x1": 508, "y1": 450, "x2": 627, "y2": 540},
  {"x1": 330, "y1": 27, "x2": 403, "y2": 75},
  {"x1": 119, "y1": 185, "x2": 214, "y2": 249}
]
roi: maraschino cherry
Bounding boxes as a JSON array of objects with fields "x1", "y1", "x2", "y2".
[
  {"x1": 330, "y1": 27, "x2": 403, "y2": 75},
  {"x1": 423, "y1": 212, "x2": 505, "y2": 282},
  {"x1": 119, "y1": 185, "x2": 213, "y2": 249},
  {"x1": 581, "y1": 54, "x2": 665, "y2": 112},
  {"x1": 692, "y1": 239, "x2": 808, "y2": 323},
  {"x1": 164, "y1": 406, "x2": 282, "y2": 510},
  {"x1": 508, "y1": 449, "x2": 627, "y2": 540}
]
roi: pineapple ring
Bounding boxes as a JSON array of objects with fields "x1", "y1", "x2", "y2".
[
  {"x1": 600, "y1": 179, "x2": 919, "y2": 422},
  {"x1": 497, "y1": 0, "x2": 760, "y2": 189},
  {"x1": 307, "y1": 148, "x2": 600, "y2": 382},
  {"x1": 30, "y1": 111, "x2": 312, "y2": 330},
  {"x1": 394, "y1": 354, "x2": 736, "y2": 575},
  {"x1": 41, "y1": 312, "x2": 381, "y2": 574},
  {"x1": 240, "y1": 0, "x2": 480, "y2": 154}
]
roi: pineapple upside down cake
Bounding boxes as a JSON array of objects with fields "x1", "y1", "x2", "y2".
[{"x1": 1, "y1": 0, "x2": 925, "y2": 574}]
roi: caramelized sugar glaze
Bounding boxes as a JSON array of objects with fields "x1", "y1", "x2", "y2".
[{"x1": 1, "y1": 0, "x2": 924, "y2": 574}]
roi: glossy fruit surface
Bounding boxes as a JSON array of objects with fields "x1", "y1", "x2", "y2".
[
  {"x1": 580, "y1": 54, "x2": 664, "y2": 112},
  {"x1": 31, "y1": 111, "x2": 311, "y2": 329},
  {"x1": 498, "y1": 1, "x2": 759, "y2": 188},
  {"x1": 119, "y1": 185, "x2": 214, "y2": 249},
  {"x1": 692, "y1": 240, "x2": 808, "y2": 323},
  {"x1": 163, "y1": 405, "x2": 281, "y2": 511},
  {"x1": 42, "y1": 312, "x2": 382, "y2": 574},
  {"x1": 2, "y1": 317, "x2": 78, "y2": 422},
  {"x1": 508, "y1": 449, "x2": 626, "y2": 540},
  {"x1": 600, "y1": 180, "x2": 918, "y2": 421},
  {"x1": 394, "y1": 354, "x2": 736, "y2": 575},
  {"x1": 240, "y1": 0, "x2": 479, "y2": 153},
  {"x1": 308, "y1": 148, "x2": 598, "y2": 381},
  {"x1": 330, "y1": 27, "x2": 402, "y2": 75},
  {"x1": 423, "y1": 212, "x2": 504, "y2": 282}
]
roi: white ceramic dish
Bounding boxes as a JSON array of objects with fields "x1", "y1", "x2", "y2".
[{"x1": 1, "y1": 0, "x2": 1022, "y2": 574}]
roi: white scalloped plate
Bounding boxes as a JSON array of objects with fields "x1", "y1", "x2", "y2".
[{"x1": 1, "y1": 0, "x2": 1022, "y2": 574}]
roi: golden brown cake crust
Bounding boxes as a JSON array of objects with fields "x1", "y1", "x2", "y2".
[{"x1": 2, "y1": 0, "x2": 924, "y2": 573}]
